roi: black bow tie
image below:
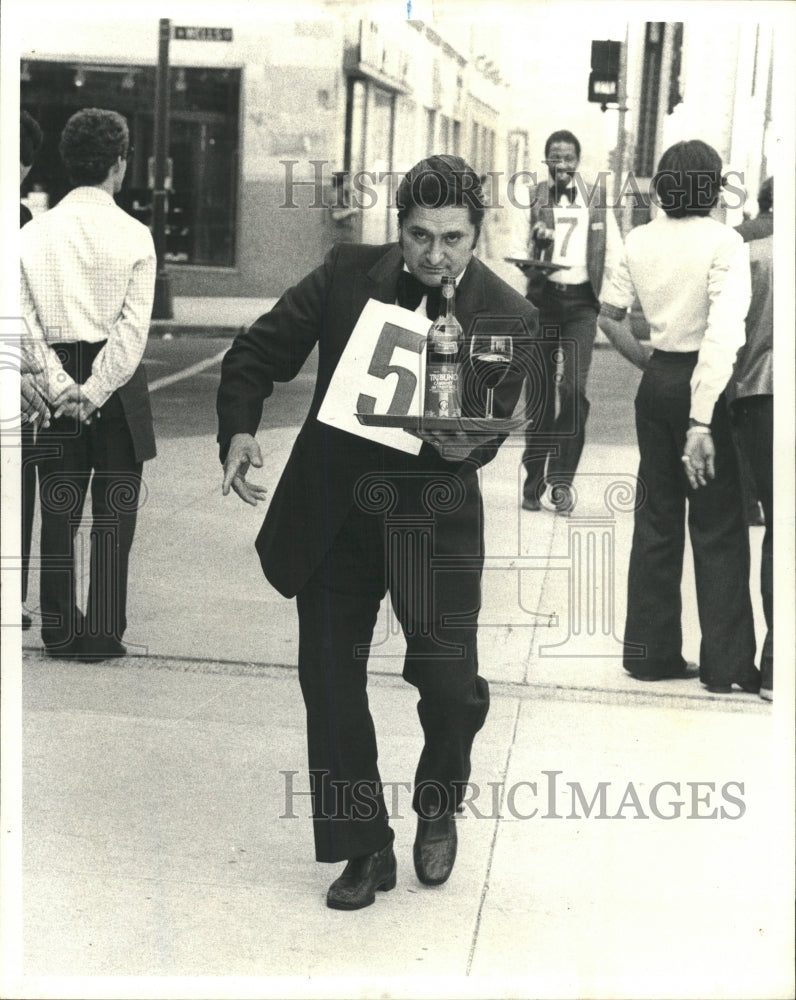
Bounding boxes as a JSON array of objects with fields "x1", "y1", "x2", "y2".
[
  {"x1": 396, "y1": 271, "x2": 442, "y2": 319},
  {"x1": 554, "y1": 185, "x2": 577, "y2": 205}
]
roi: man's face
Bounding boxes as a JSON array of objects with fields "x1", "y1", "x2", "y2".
[
  {"x1": 399, "y1": 205, "x2": 478, "y2": 286},
  {"x1": 544, "y1": 141, "x2": 579, "y2": 188}
]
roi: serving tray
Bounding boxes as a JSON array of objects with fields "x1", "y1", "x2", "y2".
[
  {"x1": 355, "y1": 414, "x2": 531, "y2": 432},
  {"x1": 504, "y1": 257, "x2": 571, "y2": 273}
]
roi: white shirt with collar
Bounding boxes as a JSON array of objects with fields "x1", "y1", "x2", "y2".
[
  {"x1": 20, "y1": 186, "x2": 156, "y2": 408},
  {"x1": 600, "y1": 213, "x2": 751, "y2": 424}
]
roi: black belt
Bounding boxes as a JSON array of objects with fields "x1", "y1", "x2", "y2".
[
  {"x1": 546, "y1": 280, "x2": 592, "y2": 294},
  {"x1": 651, "y1": 349, "x2": 699, "y2": 364},
  {"x1": 50, "y1": 339, "x2": 108, "y2": 382}
]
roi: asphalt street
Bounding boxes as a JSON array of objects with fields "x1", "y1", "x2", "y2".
[{"x1": 144, "y1": 333, "x2": 318, "y2": 437}]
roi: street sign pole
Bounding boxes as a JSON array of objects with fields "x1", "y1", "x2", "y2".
[{"x1": 152, "y1": 17, "x2": 173, "y2": 320}]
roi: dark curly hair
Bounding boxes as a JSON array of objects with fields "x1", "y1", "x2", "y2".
[
  {"x1": 544, "y1": 129, "x2": 581, "y2": 161},
  {"x1": 59, "y1": 108, "x2": 129, "y2": 186},
  {"x1": 20, "y1": 110, "x2": 43, "y2": 167},
  {"x1": 396, "y1": 154, "x2": 485, "y2": 233},
  {"x1": 652, "y1": 140, "x2": 723, "y2": 218}
]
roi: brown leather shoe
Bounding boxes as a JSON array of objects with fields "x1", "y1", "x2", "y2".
[
  {"x1": 413, "y1": 814, "x2": 457, "y2": 886},
  {"x1": 326, "y1": 842, "x2": 396, "y2": 910}
]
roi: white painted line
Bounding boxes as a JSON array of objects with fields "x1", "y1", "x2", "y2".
[{"x1": 148, "y1": 349, "x2": 228, "y2": 393}]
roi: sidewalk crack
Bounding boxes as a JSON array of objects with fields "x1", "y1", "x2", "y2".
[
  {"x1": 523, "y1": 519, "x2": 561, "y2": 684},
  {"x1": 466, "y1": 696, "x2": 522, "y2": 975}
]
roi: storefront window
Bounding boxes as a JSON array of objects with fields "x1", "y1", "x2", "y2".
[
  {"x1": 425, "y1": 108, "x2": 436, "y2": 154},
  {"x1": 438, "y1": 114, "x2": 450, "y2": 153},
  {"x1": 470, "y1": 121, "x2": 481, "y2": 169},
  {"x1": 344, "y1": 76, "x2": 395, "y2": 244},
  {"x1": 21, "y1": 60, "x2": 240, "y2": 268}
]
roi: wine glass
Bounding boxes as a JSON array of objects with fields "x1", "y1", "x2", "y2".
[
  {"x1": 469, "y1": 334, "x2": 513, "y2": 418},
  {"x1": 532, "y1": 223, "x2": 555, "y2": 260}
]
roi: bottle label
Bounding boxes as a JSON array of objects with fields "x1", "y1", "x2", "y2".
[
  {"x1": 433, "y1": 338, "x2": 458, "y2": 354},
  {"x1": 426, "y1": 277, "x2": 461, "y2": 417},
  {"x1": 425, "y1": 363, "x2": 461, "y2": 417}
]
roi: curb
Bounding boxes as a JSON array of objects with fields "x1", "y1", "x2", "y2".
[
  {"x1": 149, "y1": 321, "x2": 247, "y2": 339},
  {"x1": 21, "y1": 646, "x2": 772, "y2": 715}
]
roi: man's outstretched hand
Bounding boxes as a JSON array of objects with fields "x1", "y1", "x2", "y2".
[{"x1": 222, "y1": 433, "x2": 268, "y2": 506}]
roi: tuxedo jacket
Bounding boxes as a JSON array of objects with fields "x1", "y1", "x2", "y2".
[
  {"x1": 110, "y1": 363, "x2": 157, "y2": 463},
  {"x1": 50, "y1": 342, "x2": 156, "y2": 464},
  {"x1": 217, "y1": 243, "x2": 538, "y2": 598}
]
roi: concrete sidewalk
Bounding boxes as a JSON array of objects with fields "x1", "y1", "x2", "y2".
[
  {"x1": 150, "y1": 296, "x2": 278, "y2": 338},
  {"x1": 17, "y1": 652, "x2": 788, "y2": 995},
  {"x1": 13, "y1": 287, "x2": 789, "y2": 998},
  {"x1": 22, "y1": 356, "x2": 769, "y2": 702}
]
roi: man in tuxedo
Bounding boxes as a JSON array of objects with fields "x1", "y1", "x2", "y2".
[
  {"x1": 519, "y1": 129, "x2": 623, "y2": 514},
  {"x1": 217, "y1": 155, "x2": 537, "y2": 910}
]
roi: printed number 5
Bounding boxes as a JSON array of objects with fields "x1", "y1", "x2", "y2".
[
  {"x1": 558, "y1": 215, "x2": 578, "y2": 257},
  {"x1": 356, "y1": 321, "x2": 427, "y2": 416}
]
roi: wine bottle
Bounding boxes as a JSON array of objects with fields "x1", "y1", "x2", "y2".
[{"x1": 424, "y1": 275, "x2": 462, "y2": 418}]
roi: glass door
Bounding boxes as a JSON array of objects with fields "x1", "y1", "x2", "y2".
[{"x1": 345, "y1": 78, "x2": 396, "y2": 244}]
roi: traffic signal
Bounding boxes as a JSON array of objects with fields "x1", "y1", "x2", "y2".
[
  {"x1": 588, "y1": 40, "x2": 621, "y2": 105},
  {"x1": 668, "y1": 22, "x2": 684, "y2": 114}
]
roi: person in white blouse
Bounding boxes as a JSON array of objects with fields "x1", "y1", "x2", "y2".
[
  {"x1": 20, "y1": 108, "x2": 156, "y2": 662},
  {"x1": 598, "y1": 139, "x2": 759, "y2": 694}
]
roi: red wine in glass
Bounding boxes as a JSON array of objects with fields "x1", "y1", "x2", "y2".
[{"x1": 469, "y1": 335, "x2": 513, "y2": 418}]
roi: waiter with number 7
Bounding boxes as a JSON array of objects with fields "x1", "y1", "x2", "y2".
[
  {"x1": 518, "y1": 129, "x2": 624, "y2": 515},
  {"x1": 216, "y1": 156, "x2": 537, "y2": 910}
]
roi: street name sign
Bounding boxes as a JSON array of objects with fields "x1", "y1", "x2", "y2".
[{"x1": 173, "y1": 26, "x2": 233, "y2": 41}]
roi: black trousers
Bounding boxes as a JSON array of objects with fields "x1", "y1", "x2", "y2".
[
  {"x1": 732, "y1": 394, "x2": 773, "y2": 684},
  {"x1": 21, "y1": 422, "x2": 37, "y2": 605},
  {"x1": 523, "y1": 283, "x2": 597, "y2": 499},
  {"x1": 295, "y1": 496, "x2": 489, "y2": 863},
  {"x1": 36, "y1": 342, "x2": 142, "y2": 652},
  {"x1": 623, "y1": 352, "x2": 757, "y2": 686}
]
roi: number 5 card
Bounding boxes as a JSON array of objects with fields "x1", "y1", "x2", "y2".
[{"x1": 317, "y1": 298, "x2": 431, "y2": 454}]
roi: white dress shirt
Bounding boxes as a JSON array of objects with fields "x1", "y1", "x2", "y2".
[
  {"x1": 600, "y1": 214, "x2": 750, "y2": 424},
  {"x1": 20, "y1": 186, "x2": 156, "y2": 409}
]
